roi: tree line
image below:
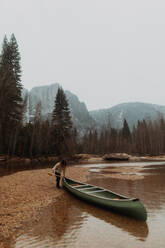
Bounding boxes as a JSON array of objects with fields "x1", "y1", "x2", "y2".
[
  {"x1": 80, "y1": 117, "x2": 165, "y2": 156},
  {"x1": 0, "y1": 34, "x2": 165, "y2": 159}
]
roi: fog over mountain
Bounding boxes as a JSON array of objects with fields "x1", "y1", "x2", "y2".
[
  {"x1": 90, "y1": 102, "x2": 165, "y2": 129},
  {"x1": 23, "y1": 83, "x2": 165, "y2": 132},
  {"x1": 23, "y1": 83, "x2": 95, "y2": 133}
]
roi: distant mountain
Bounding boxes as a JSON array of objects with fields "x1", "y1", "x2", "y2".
[
  {"x1": 89, "y1": 102, "x2": 165, "y2": 129},
  {"x1": 23, "y1": 83, "x2": 165, "y2": 132},
  {"x1": 24, "y1": 83, "x2": 95, "y2": 133},
  {"x1": 28, "y1": 83, "x2": 60, "y2": 116}
]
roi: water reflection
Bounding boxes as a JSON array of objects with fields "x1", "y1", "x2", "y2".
[
  {"x1": 64, "y1": 195, "x2": 149, "y2": 241},
  {"x1": 0, "y1": 163, "x2": 52, "y2": 178},
  {"x1": 13, "y1": 162, "x2": 165, "y2": 247},
  {"x1": 14, "y1": 191, "x2": 148, "y2": 248},
  {"x1": 15, "y1": 192, "x2": 86, "y2": 248}
]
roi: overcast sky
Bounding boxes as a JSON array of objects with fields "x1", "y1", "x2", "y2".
[{"x1": 1, "y1": 0, "x2": 165, "y2": 110}]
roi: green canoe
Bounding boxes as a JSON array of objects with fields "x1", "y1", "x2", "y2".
[{"x1": 62, "y1": 177, "x2": 147, "y2": 221}]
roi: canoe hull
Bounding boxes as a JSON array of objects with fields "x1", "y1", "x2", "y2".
[{"x1": 62, "y1": 177, "x2": 147, "y2": 221}]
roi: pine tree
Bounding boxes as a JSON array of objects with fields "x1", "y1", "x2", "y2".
[
  {"x1": 9, "y1": 33, "x2": 23, "y2": 123},
  {"x1": 52, "y1": 87, "x2": 73, "y2": 157},
  {"x1": 0, "y1": 36, "x2": 8, "y2": 152},
  {"x1": 0, "y1": 34, "x2": 23, "y2": 154},
  {"x1": 0, "y1": 36, "x2": 13, "y2": 153},
  {"x1": 122, "y1": 119, "x2": 131, "y2": 141}
]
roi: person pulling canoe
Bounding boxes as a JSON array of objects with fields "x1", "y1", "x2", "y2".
[{"x1": 52, "y1": 159, "x2": 67, "y2": 188}]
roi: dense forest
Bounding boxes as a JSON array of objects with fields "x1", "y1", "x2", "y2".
[{"x1": 0, "y1": 35, "x2": 165, "y2": 159}]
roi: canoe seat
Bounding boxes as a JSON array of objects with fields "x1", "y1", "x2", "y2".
[
  {"x1": 88, "y1": 189, "x2": 107, "y2": 194},
  {"x1": 78, "y1": 186, "x2": 98, "y2": 191},
  {"x1": 72, "y1": 184, "x2": 85, "y2": 188},
  {"x1": 72, "y1": 185, "x2": 90, "y2": 189}
]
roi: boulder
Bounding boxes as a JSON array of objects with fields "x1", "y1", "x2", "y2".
[{"x1": 103, "y1": 153, "x2": 130, "y2": 161}]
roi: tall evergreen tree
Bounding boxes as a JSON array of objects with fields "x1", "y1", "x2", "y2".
[
  {"x1": 52, "y1": 87, "x2": 73, "y2": 157},
  {"x1": 122, "y1": 119, "x2": 131, "y2": 141},
  {"x1": 0, "y1": 34, "x2": 23, "y2": 154}
]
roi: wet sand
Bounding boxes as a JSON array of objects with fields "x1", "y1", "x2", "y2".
[{"x1": 0, "y1": 166, "x2": 88, "y2": 246}]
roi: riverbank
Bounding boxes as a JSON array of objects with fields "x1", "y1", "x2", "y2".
[
  {"x1": 1, "y1": 153, "x2": 165, "y2": 168},
  {"x1": 1, "y1": 155, "x2": 165, "y2": 247},
  {"x1": 0, "y1": 165, "x2": 89, "y2": 247}
]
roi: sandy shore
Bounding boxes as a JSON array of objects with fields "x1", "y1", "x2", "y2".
[{"x1": 0, "y1": 165, "x2": 89, "y2": 246}]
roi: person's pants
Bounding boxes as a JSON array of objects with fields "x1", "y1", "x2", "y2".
[{"x1": 55, "y1": 172, "x2": 61, "y2": 188}]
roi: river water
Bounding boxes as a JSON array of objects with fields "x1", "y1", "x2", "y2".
[{"x1": 10, "y1": 162, "x2": 165, "y2": 247}]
